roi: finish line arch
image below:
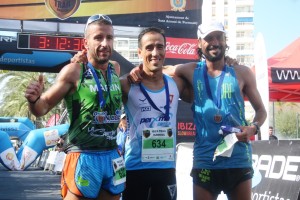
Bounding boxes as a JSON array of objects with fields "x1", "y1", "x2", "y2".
[{"x1": 0, "y1": 117, "x2": 69, "y2": 170}]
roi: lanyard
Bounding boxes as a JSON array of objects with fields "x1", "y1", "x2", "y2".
[
  {"x1": 203, "y1": 63, "x2": 226, "y2": 110},
  {"x1": 87, "y1": 62, "x2": 112, "y2": 109},
  {"x1": 139, "y1": 75, "x2": 170, "y2": 121}
]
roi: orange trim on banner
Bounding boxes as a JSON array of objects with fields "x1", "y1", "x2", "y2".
[
  {"x1": 0, "y1": 0, "x2": 199, "y2": 20},
  {"x1": 0, "y1": 0, "x2": 43, "y2": 5}
]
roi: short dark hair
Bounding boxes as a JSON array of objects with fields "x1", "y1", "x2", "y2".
[{"x1": 138, "y1": 27, "x2": 166, "y2": 48}]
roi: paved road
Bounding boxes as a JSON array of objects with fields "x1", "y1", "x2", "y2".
[{"x1": 0, "y1": 165, "x2": 61, "y2": 200}]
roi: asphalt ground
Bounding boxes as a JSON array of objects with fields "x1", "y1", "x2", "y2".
[{"x1": 0, "y1": 165, "x2": 61, "y2": 200}]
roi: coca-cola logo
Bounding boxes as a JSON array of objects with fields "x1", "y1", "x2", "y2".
[
  {"x1": 166, "y1": 42, "x2": 197, "y2": 55},
  {"x1": 165, "y1": 37, "x2": 198, "y2": 60}
]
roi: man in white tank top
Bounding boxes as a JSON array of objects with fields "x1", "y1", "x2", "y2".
[{"x1": 120, "y1": 27, "x2": 192, "y2": 200}]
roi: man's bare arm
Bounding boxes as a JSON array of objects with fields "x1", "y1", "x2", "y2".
[
  {"x1": 25, "y1": 63, "x2": 79, "y2": 117},
  {"x1": 241, "y1": 66, "x2": 267, "y2": 127}
]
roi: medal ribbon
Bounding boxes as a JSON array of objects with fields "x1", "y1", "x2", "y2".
[
  {"x1": 87, "y1": 62, "x2": 112, "y2": 109},
  {"x1": 139, "y1": 75, "x2": 170, "y2": 121},
  {"x1": 203, "y1": 63, "x2": 226, "y2": 110}
]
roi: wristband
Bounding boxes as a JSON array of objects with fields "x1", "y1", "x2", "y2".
[
  {"x1": 28, "y1": 96, "x2": 40, "y2": 104},
  {"x1": 250, "y1": 122, "x2": 260, "y2": 135}
]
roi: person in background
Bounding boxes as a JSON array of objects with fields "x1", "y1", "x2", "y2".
[
  {"x1": 24, "y1": 14, "x2": 125, "y2": 200},
  {"x1": 269, "y1": 126, "x2": 278, "y2": 140},
  {"x1": 116, "y1": 113, "x2": 128, "y2": 155},
  {"x1": 55, "y1": 134, "x2": 66, "y2": 152}
]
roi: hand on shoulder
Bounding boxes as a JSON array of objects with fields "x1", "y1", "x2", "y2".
[{"x1": 70, "y1": 49, "x2": 87, "y2": 64}]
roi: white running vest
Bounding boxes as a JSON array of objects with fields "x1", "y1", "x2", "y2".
[{"x1": 124, "y1": 75, "x2": 179, "y2": 170}]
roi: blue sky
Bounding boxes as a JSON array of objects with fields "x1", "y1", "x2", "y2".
[{"x1": 254, "y1": 0, "x2": 300, "y2": 58}]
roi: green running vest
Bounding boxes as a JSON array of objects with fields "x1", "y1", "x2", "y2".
[{"x1": 64, "y1": 63, "x2": 122, "y2": 152}]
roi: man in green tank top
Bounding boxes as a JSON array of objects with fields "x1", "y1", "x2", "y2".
[{"x1": 25, "y1": 14, "x2": 125, "y2": 200}]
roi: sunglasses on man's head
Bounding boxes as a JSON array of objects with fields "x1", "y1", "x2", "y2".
[{"x1": 84, "y1": 14, "x2": 112, "y2": 31}]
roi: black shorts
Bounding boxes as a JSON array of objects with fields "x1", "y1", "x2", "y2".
[
  {"x1": 122, "y1": 168, "x2": 177, "y2": 200},
  {"x1": 190, "y1": 168, "x2": 253, "y2": 195}
]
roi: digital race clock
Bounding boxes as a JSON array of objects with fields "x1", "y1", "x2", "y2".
[{"x1": 17, "y1": 33, "x2": 85, "y2": 52}]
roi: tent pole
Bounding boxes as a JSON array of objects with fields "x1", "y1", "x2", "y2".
[
  {"x1": 272, "y1": 102, "x2": 275, "y2": 129},
  {"x1": 297, "y1": 113, "x2": 299, "y2": 139}
]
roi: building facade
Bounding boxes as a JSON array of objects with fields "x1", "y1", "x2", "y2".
[
  {"x1": 114, "y1": 37, "x2": 140, "y2": 66},
  {"x1": 114, "y1": 0, "x2": 255, "y2": 67},
  {"x1": 202, "y1": 0, "x2": 255, "y2": 67}
]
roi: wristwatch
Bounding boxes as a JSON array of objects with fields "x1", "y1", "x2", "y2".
[{"x1": 250, "y1": 122, "x2": 260, "y2": 135}]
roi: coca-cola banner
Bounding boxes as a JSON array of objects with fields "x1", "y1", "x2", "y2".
[{"x1": 166, "y1": 37, "x2": 198, "y2": 60}]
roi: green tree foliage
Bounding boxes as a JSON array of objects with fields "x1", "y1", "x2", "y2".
[
  {"x1": 275, "y1": 109, "x2": 298, "y2": 139},
  {"x1": 0, "y1": 71, "x2": 63, "y2": 128}
]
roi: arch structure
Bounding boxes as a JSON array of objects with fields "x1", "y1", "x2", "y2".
[{"x1": 0, "y1": 117, "x2": 69, "y2": 170}]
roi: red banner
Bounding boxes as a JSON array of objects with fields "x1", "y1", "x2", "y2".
[
  {"x1": 46, "y1": 114, "x2": 60, "y2": 127},
  {"x1": 166, "y1": 37, "x2": 198, "y2": 60}
]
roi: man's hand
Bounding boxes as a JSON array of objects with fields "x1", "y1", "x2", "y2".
[
  {"x1": 70, "y1": 49, "x2": 88, "y2": 64},
  {"x1": 127, "y1": 64, "x2": 144, "y2": 83},
  {"x1": 225, "y1": 56, "x2": 239, "y2": 67},
  {"x1": 25, "y1": 74, "x2": 44, "y2": 104},
  {"x1": 235, "y1": 126, "x2": 256, "y2": 143}
]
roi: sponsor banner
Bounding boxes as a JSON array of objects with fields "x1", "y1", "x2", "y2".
[
  {"x1": 166, "y1": 37, "x2": 198, "y2": 60},
  {"x1": 176, "y1": 141, "x2": 300, "y2": 200},
  {"x1": 0, "y1": 0, "x2": 201, "y2": 32},
  {"x1": 1, "y1": 35, "x2": 199, "y2": 72},
  {"x1": 252, "y1": 140, "x2": 300, "y2": 200},
  {"x1": 271, "y1": 67, "x2": 300, "y2": 83},
  {"x1": 0, "y1": 32, "x2": 134, "y2": 72},
  {"x1": 176, "y1": 100, "x2": 195, "y2": 144},
  {"x1": 0, "y1": 1, "x2": 201, "y2": 72}
]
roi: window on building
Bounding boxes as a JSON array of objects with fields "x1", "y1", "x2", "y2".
[
  {"x1": 237, "y1": 17, "x2": 254, "y2": 25},
  {"x1": 236, "y1": 43, "x2": 245, "y2": 50},
  {"x1": 237, "y1": 55, "x2": 254, "y2": 66},
  {"x1": 129, "y1": 40, "x2": 138, "y2": 49},
  {"x1": 236, "y1": 6, "x2": 253, "y2": 13},
  {"x1": 224, "y1": 19, "x2": 228, "y2": 29},
  {"x1": 129, "y1": 51, "x2": 138, "y2": 60},
  {"x1": 245, "y1": 43, "x2": 254, "y2": 50},
  {"x1": 117, "y1": 40, "x2": 128, "y2": 47},
  {"x1": 237, "y1": 31, "x2": 254, "y2": 38},
  {"x1": 236, "y1": 31, "x2": 245, "y2": 38},
  {"x1": 237, "y1": 55, "x2": 244, "y2": 63},
  {"x1": 224, "y1": 6, "x2": 228, "y2": 16},
  {"x1": 118, "y1": 51, "x2": 129, "y2": 58},
  {"x1": 212, "y1": 6, "x2": 216, "y2": 17},
  {"x1": 237, "y1": 17, "x2": 253, "y2": 23}
]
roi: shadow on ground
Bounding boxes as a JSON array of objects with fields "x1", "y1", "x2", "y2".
[{"x1": 0, "y1": 165, "x2": 61, "y2": 200}]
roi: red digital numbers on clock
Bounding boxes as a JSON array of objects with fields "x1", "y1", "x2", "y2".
[{"x1": 29, "y1": 35, "x2": 85, "y2": 51}]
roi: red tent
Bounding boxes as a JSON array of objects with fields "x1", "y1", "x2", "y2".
[{"x1": 268, "y1": 37, "x2": 300, "y2": 102}]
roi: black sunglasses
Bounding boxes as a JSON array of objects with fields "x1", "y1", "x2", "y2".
[{"x1": 84, "y1": 14, "x2": 112, "y2": 31}]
